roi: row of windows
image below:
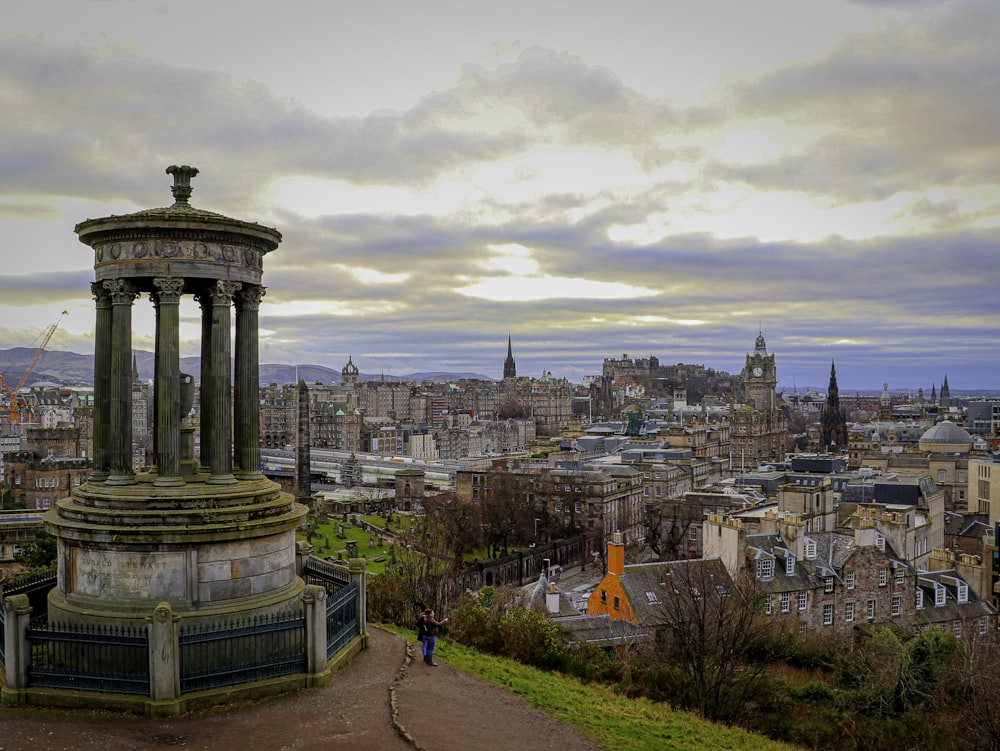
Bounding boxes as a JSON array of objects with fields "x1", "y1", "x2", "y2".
[
  {"x1": 764, "y1": 592, "x2": 809, "y2": 614},
  {"x1": 843, "y1": 567, "x2": 901, "y2": 589},
  {"x1": 552, "y1": 502, "x2": 584, "y2": 513}
]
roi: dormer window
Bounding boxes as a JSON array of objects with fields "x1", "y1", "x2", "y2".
[
  {"x1": 958, "y1": 582, "x2": 969, "y2": 604},
  {"x1": 916, "y1": 589, "x2": 924, "y2": 609},
  {"x1": 785, "y1": 555, "x2": 795, "y2": 576},
  {"x1": 757, "y1": 557, "x2": 774, "y2": 580},
  {"x1": 805, "y1": 541, "x2": 817, "y2": 559},
  {"x1": 935, "y1": 584, "x2": 946, "y2": 607}
]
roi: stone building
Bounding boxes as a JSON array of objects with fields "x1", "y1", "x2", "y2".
[
  {"x1": 260, "y1": 382, "x2": 294, "y2": 449},
  {"x1": 969, "y1": 457, "x2": 1000, "y2": 519},
  {"x1": 2, "y1": 427, "x2": 90, "y2": 510},
  {"x1": 731, "y1": 331, "x2": 788, "y2": 466},
  {"x1": 704, "y1": 513, "x2": 992, "y2": 638}
]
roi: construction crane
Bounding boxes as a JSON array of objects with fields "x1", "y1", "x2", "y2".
[
  {"x1": 0, "y1": 374, "x2": 19, "y2": 421},
  {"x1": 3, "y1": 311, "x2": 67, "y2": 424}
]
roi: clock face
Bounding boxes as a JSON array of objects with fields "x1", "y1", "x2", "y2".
[{"x1": 753, "y1": 367, "x2": 763, "y2": 377}]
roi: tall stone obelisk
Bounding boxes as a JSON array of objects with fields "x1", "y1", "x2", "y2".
[{"x1": 44, "y1": 166, "x2": 307, "y2": 626}]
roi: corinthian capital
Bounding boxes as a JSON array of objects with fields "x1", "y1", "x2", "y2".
[
  {"x1": 153, "y1": 277, "x2": 185, "y2": 303},
  {"x1": 91, "y1": 280, "x2": 112, "y2": 306},
  {"x1": 236, "y1": 284, "x2": 266, "y2": 310},
  {"x1": 209, "y1": 279, "x2": 241, "y2": 305},
  {"x1": 103, "y1": 278, "x2": 139, "y2": 305}
]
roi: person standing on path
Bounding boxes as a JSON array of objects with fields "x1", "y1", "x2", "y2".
[
  {"x1": 422, "y1": 608, "x2": 448, "y2": 666},
  {"x1": 416, "y1": 609, "x2": 428, "y2": 657}
]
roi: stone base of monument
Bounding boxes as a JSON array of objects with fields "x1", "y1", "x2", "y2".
[{"x1": 42, "y1": 473, "x2": 308, "y2": 628}]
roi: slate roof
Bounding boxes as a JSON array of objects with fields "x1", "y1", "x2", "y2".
[
  {"x1": 520, "y1": 574, "x2": 582, "y2": 618},
  {"x1": 617, "y1": 558, "x2": 733, "y2": 627},
  {"x1": 745, "y1": 529, "x2": 908, "y2": 591},
  {"x1": 914, "y1": 569, "x2": 995, "y2": 629},
  {"x1": 744, "y1": 533, "x2": 819, "y2": 593},
  {"x1": 555, "y1": 614, "x2": 646, "y2": 648}
]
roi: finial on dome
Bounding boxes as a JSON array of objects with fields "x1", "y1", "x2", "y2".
[{"x1": 166, "y1": 165, "x2": 199, "y2": 205}]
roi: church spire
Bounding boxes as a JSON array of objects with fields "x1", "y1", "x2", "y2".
[
  {"x1": 503, "y1": 334, "x2": 517, "y2": 379},
  {"x1": 821, "y1": 359, "x2": 847, "y2": 450}
]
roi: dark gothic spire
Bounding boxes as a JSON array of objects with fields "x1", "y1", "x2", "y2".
[
  {"x1": 821, "y1": 358, "x2": 847, "y2": 450},
  {"x1": 826, "y1": 359, "x2": 839, "y2": 408},
  {"x1": 503, "y1": 334, "x2": 516, "y2": 379}
]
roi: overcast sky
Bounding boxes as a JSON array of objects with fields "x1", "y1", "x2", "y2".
[{"x1": 2, "y1": 0, "x2": 997, "y2": 392}]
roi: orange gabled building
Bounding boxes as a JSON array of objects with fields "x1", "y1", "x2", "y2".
[
  {"x1": 588, "y1": 532, "x2": 734, "y2": 631},
  {"x1": 587, "y1": 532, "x2": 636, "y2": 622}
]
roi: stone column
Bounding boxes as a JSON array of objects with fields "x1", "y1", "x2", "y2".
[
  {"x1": 197, "y1": 291, "x2": 213, "y2": 472},
  {"x1": 105, "y1": 278, "x2": 138, "y2": 486},
  {"x1": 234, "y1": 285, "x2": 264, "y2": 479},
  {"x1": 149, "y1": 291, "x2": 159, "y2": 474},
  {"x1": 206, "y1": 280, "x2": 240, "y2": 484},
  {"x1": 153, "y1": 278, "x2": 184, "y2": 486},
  {"x1": 90, "y1": 282, "x2": 112, "y2": 482}
]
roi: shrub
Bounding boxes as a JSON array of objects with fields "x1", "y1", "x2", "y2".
[
  {"x1": 796, "y1": 681, "x2": 835, "y2": 704},
  {"x1": 497, "y1": 606, "x2": 570, "y2": 669},
  {"x1": 448, "y1": 586, "x2": 504, "y2": 654}
]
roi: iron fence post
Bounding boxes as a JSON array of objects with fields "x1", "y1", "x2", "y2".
[{"x1": 2, "y1": 595, "x2": 32, "y2": 692}]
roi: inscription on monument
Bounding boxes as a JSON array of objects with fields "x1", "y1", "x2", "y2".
[{"x1": 72, "y1": 549, "x2": 186, "y2": 600}]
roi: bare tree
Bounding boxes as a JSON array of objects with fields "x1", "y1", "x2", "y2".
[
  {"x1": 643, "y1": 560, "x2": 771, "y2": 724},
  {"x1": 951, "y1": 628, "x2": 1000, "y2": 751},
  {"x1": 421, "y1": 491, "x2": 481, "y2": 570},
  {"x1": 646, "y1": 498, "x2": 706, "y2": 560},
  {"x1": 479, "y1": 472, "x2": 534, "y2": 556}
]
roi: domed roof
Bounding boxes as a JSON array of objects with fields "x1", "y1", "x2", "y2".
[
  {"x1": 75, "y1": 165, "x2": 281, "y2": 250},
  {"x1": 919, "y1": 420, "x2": 973, "y2": 447}
]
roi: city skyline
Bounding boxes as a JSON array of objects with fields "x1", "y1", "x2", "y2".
[{"x1": 1, "y1": 1, "x2": 997, "y2": 392}]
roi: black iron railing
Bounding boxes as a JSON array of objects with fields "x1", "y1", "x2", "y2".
[
  {"x1": 27, "y1": 618, "x2": 150, "y2": 695},
  {"x1": 178, "y1": 610, "x2": 306, "y2": 693},
  {"x1": 326, "y1": 580, "x2": 359, "y2": 659}
]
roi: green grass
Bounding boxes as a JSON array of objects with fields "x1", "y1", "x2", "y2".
[
  {"x1": 382, "y1": 625, "x2": 799, "y2": 751},
  {"x1": 299, "y1": 518, "x2": 399, "y2": 575}
]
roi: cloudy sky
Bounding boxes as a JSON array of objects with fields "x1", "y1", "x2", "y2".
[{"x1": 2, "y1": 1, "x2": 997, "y2": 392}]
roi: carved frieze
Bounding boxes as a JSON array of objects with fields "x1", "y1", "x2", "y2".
[{"x1": 94, "y1": 239, "x2": 264, "y2": 270}]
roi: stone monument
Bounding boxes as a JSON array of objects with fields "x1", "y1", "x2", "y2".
[{"x1": 43, "y1": 166, "x2": 308, "y2": 626}]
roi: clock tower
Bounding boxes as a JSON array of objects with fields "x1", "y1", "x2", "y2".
[
  {"x1": 744, "y1": 330, "x2": 777, "y2": 411},
  {"x1": 732, "y1": 330, "x2": 787, "y2": 466}
]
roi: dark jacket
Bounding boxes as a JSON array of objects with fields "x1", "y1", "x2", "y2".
[{"x1": 424, "y1": 615, "x2": 445, "y2": 637}]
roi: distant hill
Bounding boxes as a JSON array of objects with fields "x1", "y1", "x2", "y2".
[{"x1": 0, "y1": 348, "x2": 493, "y2": 387}]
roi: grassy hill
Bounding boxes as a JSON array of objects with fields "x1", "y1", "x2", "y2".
[{"x1": 387, "y1": 625, "x2": 799, "y2": 751}]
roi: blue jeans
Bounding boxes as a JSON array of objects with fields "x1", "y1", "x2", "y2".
[{"x1": 424, "y1": 635, "x2": 437, "y2": 662}]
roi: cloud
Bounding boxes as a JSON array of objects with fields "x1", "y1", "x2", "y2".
[
  {"x1": 1, "y1": 4, "x2": 997, "y2": 391},
  {"x1": 712, "y1": 6, "x2": 1000, "y2": 205}
]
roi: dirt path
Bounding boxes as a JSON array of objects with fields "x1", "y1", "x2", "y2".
[{"x1": 0, "y1": 627, "x2": 602, "y2": 751}]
